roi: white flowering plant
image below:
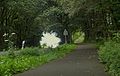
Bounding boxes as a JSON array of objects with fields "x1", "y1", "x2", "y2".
[{"x1": 3, "y1": 33, "x2": 16, "y2": 58}]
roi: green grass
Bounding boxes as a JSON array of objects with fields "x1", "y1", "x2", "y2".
[{"x1": 0, "y1": 44, "x2": 76, "y2": 76}]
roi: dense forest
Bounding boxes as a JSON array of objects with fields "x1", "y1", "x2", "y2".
[{"x1": 0, "y1": 0, "x2": 120, "y2": 50}]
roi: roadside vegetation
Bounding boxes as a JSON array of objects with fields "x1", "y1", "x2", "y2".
[
  {"x1": 0, "y1": 44, "x2": 76, "y2": 76},
  {"x1": 98, "y1": 33, "x2": 120, "y2": 76}
]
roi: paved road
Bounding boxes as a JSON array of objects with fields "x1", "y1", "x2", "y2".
[{"x1": 16, "y1": 44, "x2": 109, "y2": 76}]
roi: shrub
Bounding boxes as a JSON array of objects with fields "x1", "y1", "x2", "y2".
[{"x1": 98, "y1": 40, "x2": 120, "y2": 76}]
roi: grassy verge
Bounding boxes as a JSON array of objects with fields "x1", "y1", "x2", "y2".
[
  {"x1": 0, "y1": 44, "x2": 76, "y2": 76},
  {"x1": 98, "y1": 40, "x2": 120, "y2": 76}
]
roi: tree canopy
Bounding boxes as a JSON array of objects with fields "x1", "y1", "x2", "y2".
[{"x1": 0, "y1": 0, "x2": 120, "y2": 50}]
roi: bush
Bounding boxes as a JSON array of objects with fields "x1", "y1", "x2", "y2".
[
  {"x1": 98, "y1": 40, "x2": 120, "y2": 76},
  {"x1": 0, "y1": 44, "x2": 76, "y2": 76}
]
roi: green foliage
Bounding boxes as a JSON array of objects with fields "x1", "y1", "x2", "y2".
[
  {"x1": 0, "y1": 44, "x2": 76, "y2": 76},
  {"x1": 0, "y1": 56, "x2": 43, "y2": 76},
  {"x1": 19, "y1": 47, "x2": 42, "y2": 56},
  {"x1": 98, "y1": 40, "x2": 120, "y2": 76},
  {"x1": 0, "y1": 0, "x2": 120, "y2": 49},
  {"x1": 73, "y1": 31, "x2": 85, "y2": 43},
  {"x1": 112, "y1": 33, "x2": 120, "y2": 43},
  {"x1": 0, "y1": 0, "x2": 59, "y2": 49}
]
